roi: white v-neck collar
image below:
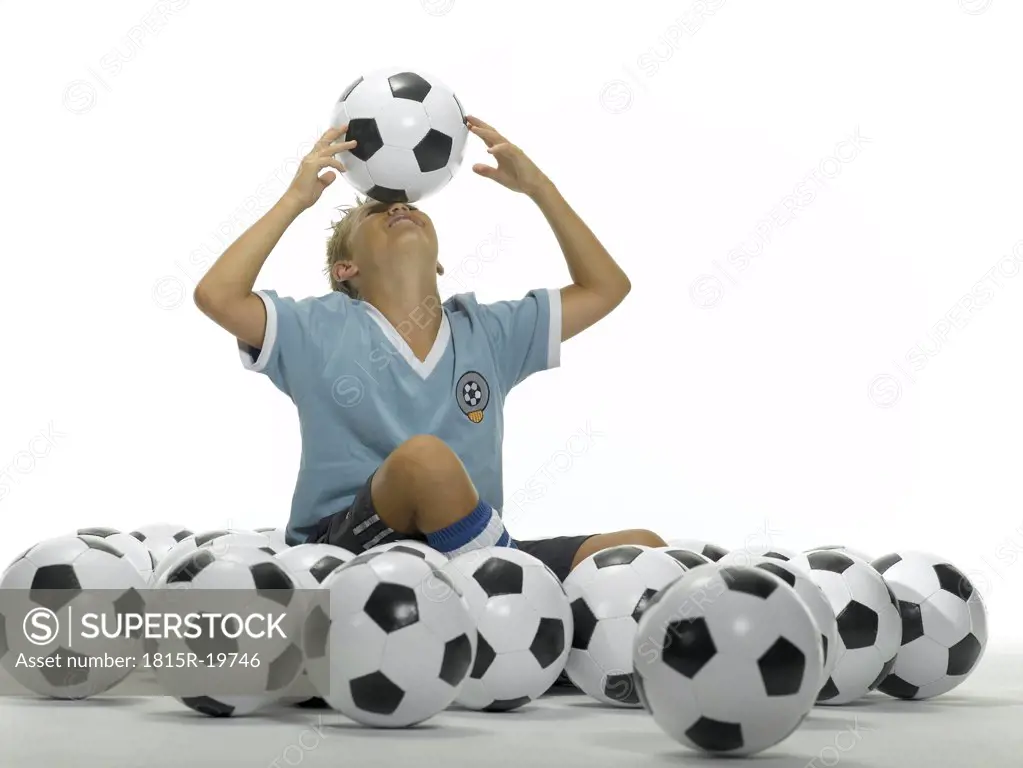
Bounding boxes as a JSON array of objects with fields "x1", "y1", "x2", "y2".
[{"x1": 362, "y1": 302, "x2": 451, "y2": 380}]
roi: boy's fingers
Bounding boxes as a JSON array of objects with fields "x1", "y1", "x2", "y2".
[
  {"x1": 468, "y1": 116, "x2": 507, "y2": 142},
  {"x1": 472, "y1": 162, "x2": 499, "y2": 178},
  {"x1": 469, "y1": 124, "x2": 502, "y2": 146},
  {"x1": 466, "y1": 115, "x2": 494, "y2": 130},
  {"x1": 316, "y1": 125, "x2": 348, "y2": 147},
  {"x1": 321, "y1": 139, "x2": 357, "y2": 155}
]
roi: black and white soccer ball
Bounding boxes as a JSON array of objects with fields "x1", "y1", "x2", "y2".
[
  {"x1": 129, "y1": 523, "x2": 193, "y2": 566},
  {"x1": 274, "y1": 543, "x2": 356, "y2": 590},
  {"x1": 273, "y1": 543, "x2": 357, "y2": 706},
  {"x1": 871, "y1": 551, "x2": 988, "y2": 700},
  {"x1": 632, "y1": 565, "x2": 822, "y2": 757},
  {"x1": 330, "y1": 67, "x2": 468, "y2": 203},
  {"x1": 728, "y1": 546, "x2": 811, "y2": 575},
  {"x1": 563, "y1": 545, "x2": 684, "y2": 707},
  {"x1": 151, "y1": 529, "x2": 230, "y2": 583},
  {"x1": 200, "y1": 531, "x2": 276, "y2": 556},
  {"x1": 0, "y1": 535, "x2": 146, "y2": 699},
  {"x1": 805, "y1": 550, "x2": 902, "y2": 704},
  {"x1": 368, "y1": 540, "x2": 448, "y2": 569},
  {"x1": 303, "y1": 550, "x2": 477, "y2": 727},
  {"x1": 151, "y1": 547, "x2": 304, "y2": 717},
  {"x1": 750, "y1": 556, "x2": 839, "y2": 686},
  {"x1": 762, "y1": 548, "x2": 812, "y2": 573},
  {"x1": 808, "y1": 545, "x2": 873, "y2": 564},
  {"x1": 75, "y1": 527, "x2": 157, "y2": 584},
  {"x1": 667, "y1": 540, "x2": 729, "y2": 562},
  {"x1": 152, "y1": 529, "x2": 274, "y2": 583},
  {"x1": 254, "y1": 527, "x2": 290, "y2": 552},
  {"x1": 441, "y1": 547, "x2": 572, "y2": 711},
  {"x1": 728, "y1": 548, "x2": 814, "y2": 580},
  {"x1": 462, "y1": 380, "x2": 483, "y2": 408},
  {"x1": 656, "y1": 546, "x2": 712, "y2": 570}
]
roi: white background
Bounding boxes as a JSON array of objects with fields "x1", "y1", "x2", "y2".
[{"x1": 1, "y1": 0, "x2": 1021, "y2": 642}]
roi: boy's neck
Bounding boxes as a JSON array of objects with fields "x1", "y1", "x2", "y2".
[{"x1": 363, "y1": 279, "x2": 443, "y2": 361}]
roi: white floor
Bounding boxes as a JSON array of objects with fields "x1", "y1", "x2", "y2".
[{"x1": 1, "y1": 649, "x2": 1020, "y2": 767}]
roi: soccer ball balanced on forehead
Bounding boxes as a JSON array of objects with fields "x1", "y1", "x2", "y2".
[{"x1": 193, "y1": 115, "x2": 664, "y2": 579}]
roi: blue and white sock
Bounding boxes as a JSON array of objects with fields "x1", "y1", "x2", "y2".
[{"x1": 426, "y1": 501, "x2": 516, "y2": 558}]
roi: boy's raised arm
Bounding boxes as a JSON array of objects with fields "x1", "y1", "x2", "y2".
[
  {"x1": 465, "y1": 116, "x2": 631, "y2": 342},
  {"x1": 193, "y1": 127, "x2": 355, "y2": 349}
]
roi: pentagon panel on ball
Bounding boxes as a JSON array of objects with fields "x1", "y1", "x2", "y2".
[
  {"x1": 0, "y1": 535, "x2": 147, "y2": 699},
  {"x1": 809, "y1": 545, "x2": 874, "y2": 564},
  {"x1": 632, "y1": 565, "x2": 822, "y2": 757},
  {"x1": 303, "y1": 550, "x2": 477, "y2": 727},
  {"x1": 871, "y1": 551, "x2": 988, "y2": 700},
  {"x1": 330, "y1": 68, "x2": 469, "y2": 203},
  {"x1": 749, "y1": 556, "x2": 839, "y2": 687},
  {"x1": 367, "y1": 540, "x2": 449, "y2": 570},
  {"x1": 442, "y1": 547, "x2": 573, "y2": 712},
  {"x1": 563, "y1": 545, "x2": 685, "y2": 707},
  {"x1": 656, "y1": 546, "x2": 712, "y2": 570},
  {"x1": 254, "y1": 527, "x2": 291, "y2": 552},
  {"x1": 804, "y1": 549, "x2": 902, "y2": 704}
]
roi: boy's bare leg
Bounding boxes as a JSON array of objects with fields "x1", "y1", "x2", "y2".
[{"x1": 370, "y1": 434, "x2": 482, "y2": 535}]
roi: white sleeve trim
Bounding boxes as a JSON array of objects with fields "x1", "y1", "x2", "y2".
[
  {"x1": 546, "y1": 287, "x2": 562, "y2": 370},
  {"x1": 237, "y1": 290, "x2": 278, "y2": 372}
]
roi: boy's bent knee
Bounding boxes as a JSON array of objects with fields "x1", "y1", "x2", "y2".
[
  {"x1": 373, "y1": 435, "x2": 481, "y2": 536},
  {"x1": 390, "y1": 435, "x2": 459, "y2": 473},
  {"x1": 398, "y1": 434, "x2": 451, "y2": 455},
  {"x1": 371, "y1": 435, "x2": 477, "y2": 535}
]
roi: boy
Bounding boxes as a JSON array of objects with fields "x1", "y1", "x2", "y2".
[{"x1": 193, "y1": 115, "x2": 665, "y2": 582}]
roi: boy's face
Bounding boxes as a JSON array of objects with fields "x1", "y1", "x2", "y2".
[{"x1": 347, "y1": 201, "x2": 439, "y2": 278}]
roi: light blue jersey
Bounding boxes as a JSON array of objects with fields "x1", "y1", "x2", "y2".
[{"x1": 239, "y1": 288, "x2": 562, "y2": 543}]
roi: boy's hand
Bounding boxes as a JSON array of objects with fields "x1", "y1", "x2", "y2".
[
  {"x1": 283, "y1": 126, "x2": 357, "y2": 210},
  {"x1": 467, "y1": 116, "x2": 551, "y2": 198}
]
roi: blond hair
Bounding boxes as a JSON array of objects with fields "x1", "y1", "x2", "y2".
[{"x1": 324, "y1": 195, "x2": 373, "y2": 298}]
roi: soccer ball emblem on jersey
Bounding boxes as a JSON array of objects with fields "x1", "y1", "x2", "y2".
[{"x1": 456, "y1": 371, "x2": 490, "y2": 423}]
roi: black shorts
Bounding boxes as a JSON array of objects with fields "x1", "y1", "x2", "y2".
[
  {"x1": 515, "y1": 535, "x2": 597, "y2": 582},
  {"x1": 304, "y1": 471, "x2": 428, "y2": 552},
  {"x1": 301, "y1": 472, "x2": 596, "y2": 582}
]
